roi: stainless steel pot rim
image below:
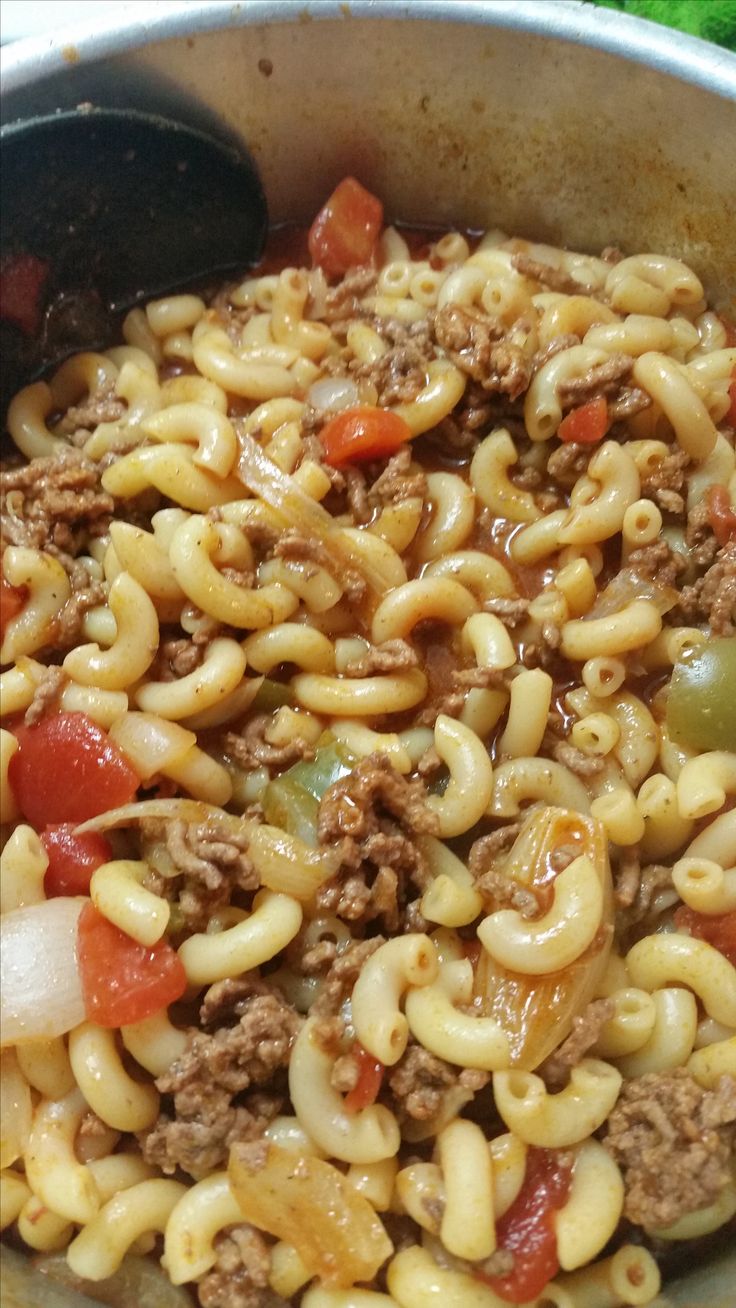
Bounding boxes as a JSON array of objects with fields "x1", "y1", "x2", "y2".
[{"x1": 2, "y1": 0, "x2": 736, "y2": 101}]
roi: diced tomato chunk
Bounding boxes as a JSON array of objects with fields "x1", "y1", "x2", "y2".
[
  {"x1": 675, "y1": 906, "x2": 736, "y2": 967},
  {"x1": 344, "y1": 1044, "x2": 385, "y2": 1113},
  {"x1": 719, "y1": 316, "x2": 736, "y2": 348},
  {"x1": 308, "y1": 177, "x2": 383, "y2": 278},
  {"x1": 557, "y1": 396, "x2": 610, "y2": 444},
  {"x1": 476, "y1": 1147, "x2": 573, "y2": 1303},
  {"x1": 0, "y1": 253, "x2": 49, "y2": 335},
  {"x1": 0, "y1": 573, "x2": 27, "y2": 643},
  {"x1": 8, "y1": 712, "x2": 140, "y2": 827},
  {"x1": 41, "y1": 824, "x2": 113, "y2": 897},
  {"x1": 320, "y1": 406, "x2": 411, "y2": 467},
  {"x1": 77, "y1": 903, "x2": 187, "y2": 1028},
  {"x1": 707, "y1": 483, "x2": 736, "y2": 547}
]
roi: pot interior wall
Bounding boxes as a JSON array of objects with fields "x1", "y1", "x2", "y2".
[{"x1": 3, "y1": 14, "x2": 735, "y2": 306}]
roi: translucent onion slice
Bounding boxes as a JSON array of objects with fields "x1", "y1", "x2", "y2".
[
  {"x1": 307, "y1": 376, "x2": 360, "y2": 412},
  {"x1": 236, "y1": 431, "x2": 395, "y2": 594},
  {"x1": 0, "y1": 898, "x2": 85, "y2": 1046},
  {"x1": 475, "y1": 806, "x2": 614, "y2": 1070},
  {"x1": 0, "y1": 1049, "x2": 32, "y2": 1168},
  {"x1": 588, "y1": 567, "x2": 677, "y2": 619},
  {"x1": 108, "y1": 712, "x2": 196, "y2": 782},
  {"x1": 230, "y1": 1141, "x2": 393, "y2": 1287},
  {"x1": 77, "y1": 798, "x2": 248, "y2": 834}
]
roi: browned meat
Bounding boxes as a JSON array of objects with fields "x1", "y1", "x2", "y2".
[
  {"x1": 547, "y1": 441, "x2": 590, "y2": 487},
  {"x1": 687, "y1": 499, "x2": 720, "y2": 566},
  {"x1": 273, "y1": 528, "x2": 365, "y2": 605},
  {"x1": 627, "y1": 538, "x2": 686, "y2": 589},
  {"x1": 510, "y1": 253, "x2": 584, "y2": 295},
  {"x1": 433, "y1": 303, "x2": 530, "y2": 399},
  {"x1": 55, "y1": 380, "x2": 125, "y2": 437},
  {"x1": 344, "y1": 639, "x2": 419, "y2": 677},
  {"x1": 198, "y1": 1225, "x2": 277, "y2": 1308},
  {"x1": 475, "y1": 867, "x2": 540, "y2": 918},
  {"x1": 452, "y1": 664, "x2": 509, "y2": 692},
  {"x1": 677, "y1": 542, "x2": 736, "y2": 635},
  {"x1": 607, "y1": 386, "x2": 651, "y2": 422},
  {"x1": 142, "y1": 977, "x2": 298, "y2": 1178},
  {"x1": 353, "y1": 320, "x2": 434, "y2": 405},
  {"x1": 531, "y1": 334, "x2": 581, "y2": 372},
  {"x1": 0, "y1": 450, "x2": 113, "y2": 555},
  {"x1": 370, "y1": 445, "x2": 427, "y2": 506},
  {"x1": 317, "y1": 755, "x2": 438, "y2": 927},
  {"x1": 141, "y1": 816, "x2": 257, "y2": 933},
  {"x1": 428, "y1": 380, "x2": 500, "y2": 454},
  {"x1": 552, "y1": 740, "x2": 606, "y2": 778},
  {"x1": 387, "y1": 1044, "x2": 489, "y2": 1122},
  {"x1": 639, "y1": 447, "x2": 689, "y2": 515},
  {"x1": 540, "y1": 998, "x2": 615, "y2": 1089},
  {"x1": 224, "y1": 714, "x2": 316, "y2": 772},
  {"x1": 312, "y1": 938, "x2": 385, "y2": 1018},
  {"x1": 483, "y1": 596, "x2": 529, "y2": 626},
  {"x1": 603, "y1": 1070, "x2": 736, "y2": 1228},
  {"x1": 23, "y1": 664, "x2": 67, "y2": 725},
  {"x1": 323, "y1": 265, "x2": 377, "y2": 324},
  {"x1": 558, "y1": 353, "x2": 633, "y2": 405}
]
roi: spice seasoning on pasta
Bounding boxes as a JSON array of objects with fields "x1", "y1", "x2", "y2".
[{"x1": 1, "y1": 177, "x2": 735, "y2": 1308}]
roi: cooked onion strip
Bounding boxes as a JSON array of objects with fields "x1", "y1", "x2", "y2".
[
  {"x1": 236, "y1": 432, "x2": 395, "y2": 594},
  {"x1": 1, "y1": 898, "x2": 86, "y2": 1046}
]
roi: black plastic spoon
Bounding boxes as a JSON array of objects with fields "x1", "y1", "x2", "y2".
[{"x1": 0, "y1": 107, "x2": 268, "y2": 413}]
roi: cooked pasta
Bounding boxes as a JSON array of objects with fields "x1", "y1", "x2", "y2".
[{"x1": 1, "y1": 176, "x2": 734, "y2": 1308}]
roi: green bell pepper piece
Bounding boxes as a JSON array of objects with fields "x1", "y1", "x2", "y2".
[{"x1": 667, "y1": 639, "x2": 736, "y2": 751}]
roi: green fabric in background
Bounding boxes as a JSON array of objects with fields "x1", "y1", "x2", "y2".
[{"x1": 587, "y1": 0, "x2": 736, "y2": 49}]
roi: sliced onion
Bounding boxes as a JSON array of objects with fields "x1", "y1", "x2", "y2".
[
  {"x1": 236, "y1": 432, "x2": 396, "y2": 594},
  {"x1": 307, "y1": 376, "x2": 360, "y2": 413},
  {"x1": 0, "y1": 1048, "x2": 32, "y2": 1167},
  {"x1": 588, "y1": 567, "x2": 677, "y2": 619},
  {"x1": 1, "y1": 898, "x2": 85, "y2": 1046},
  {"x1": 108, "y1": 712, "x2": 195, "y2": 782},
  {"x1": 77, "y1": 797, "x2": 240, "y2": 834}
]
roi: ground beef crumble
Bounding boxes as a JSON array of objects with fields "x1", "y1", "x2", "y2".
[
  {"x1": 433, "y1": 303, "x2": 531, "y2": 399},
  {"x1": 676, "y1": 542, "x2": 736, "y2": 636},
  {"x1": 343, "y1": 638, "x2": 419, "y2": 677},
  {"x1": 352, "y1": 319, "x2": 435, "y2": 405},
  {"x1": 197, "y1": 1224, "x2": 280, "y2": 1308},
  {"x1": 603, "y1": 1070, "x2": 736, "y2": 1229},
  {"x1": 387, "y1": 1043, "x2": 489, "y2": 1123},
  {"x1": 141, "y1": 817, "x2": 258, "y2": 933},
  {"x1": 224, "y1": 713, "x2": 316, "y2": 772},
  {"x1": 141, "y1": 975, "x2": 299, "y2": 1179},
  {"x1": 540, "y1": 998, "x2": 615, "y2": 1090},
  {"x1": 316, "y1": 755, "x2": 439, "y2": 929}
]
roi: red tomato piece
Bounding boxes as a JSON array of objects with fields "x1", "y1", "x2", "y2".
[
  {"x1": 344, "y1": 1044, "x2": 385, "y2": 1113},
  {"x1": 320, "y1": 406, "x2": 412, "y2": 467},
  {"x1": 707, "y1": 483, "x2": 736, "y2": 547},
  {"x1": 558, "y1": 396, "x2": 610, "y2": 445},
  {"x1": 476, "y1": 1147, "x2": 573, "y2": 1303},
  {"x1": 0, "y1": 573, "x2": 27, "y2": 643},
  {"x1": 8, "y1": 712, "x2": 140, "y2": 827},
  {"x1": 674, "y1": 906, "x2": 736, "y2": 967},
  {"x1": 0, "y1": 253, "x2": 50, "y2": 335},
  {"x1": 308, "y1": 177, "x2": 384, "y2": 278},
  {"x1": 77, "y1": 903, "x2": 187, "y2": 1028},
  {"x1": 719, "y1": 316, "x2": 736, "y2": 348},
  {"x1": 41, "y1": 824, "x2": 113, "y2": 898}
]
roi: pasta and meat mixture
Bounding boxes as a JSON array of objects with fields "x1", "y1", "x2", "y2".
[{"x1": 1, "y1": 176, "x2": 735, "y2": 1308}]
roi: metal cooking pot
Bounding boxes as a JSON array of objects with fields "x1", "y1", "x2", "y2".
[{"x1": 1, "y1": 3, "x2": 735, "y2": 1304}]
